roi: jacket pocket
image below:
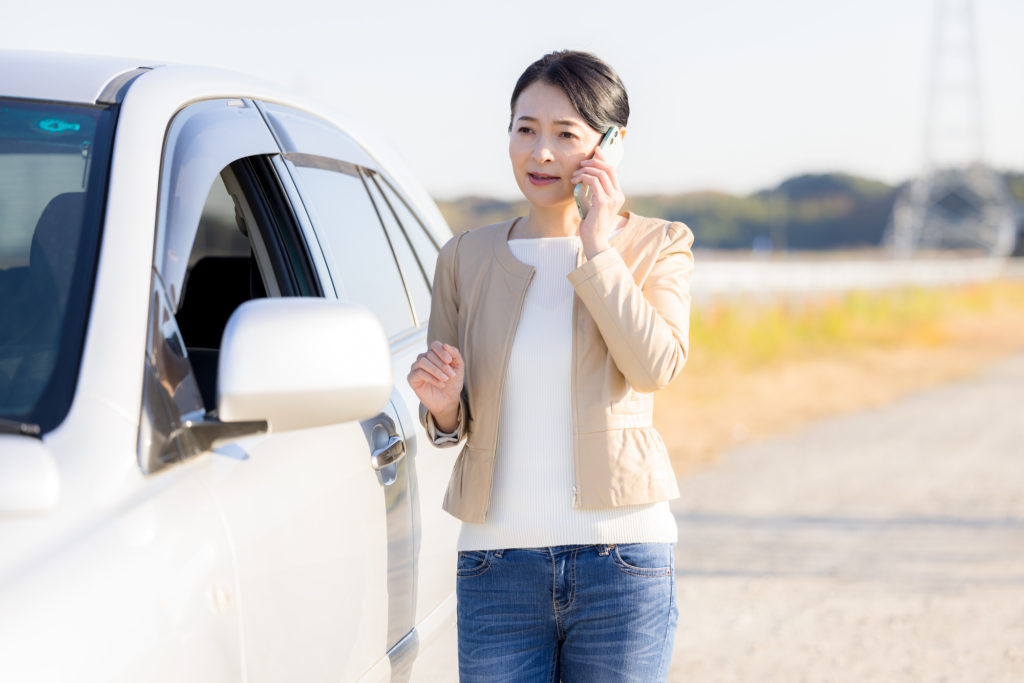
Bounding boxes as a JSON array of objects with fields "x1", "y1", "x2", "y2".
[
  {"x1": 610, "y1": 387, "x2": 652, "y2": 414},
  {"x1": 609, "y1": 393, "x2": 654, "y2": 430},
  {"x1": 610, "y1": 397, "x2": 651, "y2": 416}
]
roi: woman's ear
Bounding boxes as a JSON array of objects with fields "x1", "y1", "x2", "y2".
[{"x1": 618, "y1": 127, "x2": 626, "y2": 141}]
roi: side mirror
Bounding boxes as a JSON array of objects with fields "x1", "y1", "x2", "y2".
[
  {"x1": 0, "y1": 435, "x2": 60, "y2": 516},
  {"x1": 217, "y1": 298, "x2": 393, "y2": 431}
]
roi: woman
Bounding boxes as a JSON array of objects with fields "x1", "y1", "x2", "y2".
[{"x1": 407, "y1": 50, "x2": 693, "y2": 682}]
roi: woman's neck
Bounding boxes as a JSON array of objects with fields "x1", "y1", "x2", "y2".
[{"x1": 514, "y1": 202, "x2": 581, "y2": 239}]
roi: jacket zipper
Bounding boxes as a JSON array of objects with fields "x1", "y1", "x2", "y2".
[{"x1": 570, "y1": 248, "x2": 583, "y2": 510}]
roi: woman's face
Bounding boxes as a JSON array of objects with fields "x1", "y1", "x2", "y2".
[{"x1": 508, "y1": 80, "x2": 602, "y2": 210}]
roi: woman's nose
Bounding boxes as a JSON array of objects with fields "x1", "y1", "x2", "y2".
[{"x1": 531, "y1": 138, "x2": 554, "y2": 163}]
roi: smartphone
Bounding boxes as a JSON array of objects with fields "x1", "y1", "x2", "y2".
[{"x1": 574, "y1": 126, "x2": 625, "y2": 219}]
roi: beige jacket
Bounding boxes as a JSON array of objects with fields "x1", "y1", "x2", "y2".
[{"x1": 420, "y1": 212, "x2": 694, "y2": 523}]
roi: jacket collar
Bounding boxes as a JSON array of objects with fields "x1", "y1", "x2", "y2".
[{"x1": 493, "y1": 212, "x2": 638, "y2": 277}]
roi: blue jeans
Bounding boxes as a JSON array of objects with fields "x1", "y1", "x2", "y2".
[{"x1": 456, "y1": 543, "x2": 677, "y2": 682}]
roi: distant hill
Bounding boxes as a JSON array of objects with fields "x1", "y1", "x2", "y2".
[
  {"x1": 1005, "y1": 171, "x2": 1024, "y2": 203},
  {"x1": 436, "y1": 171, "x2": 1023, "y2": 251}
]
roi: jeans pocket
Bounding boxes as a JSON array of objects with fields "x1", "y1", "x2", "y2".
[
  {"x1": 611, "y1": 543, "x2": 673, "y2": 578},
  {"x1": 456, "y1": 550, "x2": 492, "y2": 577}
]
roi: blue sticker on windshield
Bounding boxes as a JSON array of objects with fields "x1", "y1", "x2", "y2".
[{"x1": 36, "y1": 118, "x2": 81, "y2": 135}]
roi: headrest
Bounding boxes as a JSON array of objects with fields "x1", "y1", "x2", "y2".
[
  {"x1": 176, "y1": 256, "x2": 257, "y2": 349},
  {"x1": 30, "y1": 192, "x2": 86, "y2": 306}
]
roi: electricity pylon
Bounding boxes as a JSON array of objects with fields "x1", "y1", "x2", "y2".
[{"x1": 888, "y1": 0, "x2": 1017, "y2": 256}]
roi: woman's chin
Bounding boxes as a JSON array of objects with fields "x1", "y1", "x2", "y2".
[{"x1": 519, "y1": 185, "x2": 575, "y2": 212}]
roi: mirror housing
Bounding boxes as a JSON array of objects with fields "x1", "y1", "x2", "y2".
[
  {"x1": 217, "y1": 298, "x2": 393, "y2": 432},
  {"x1": 0, "y1": 435, "x2": 60, "y2": 516}
]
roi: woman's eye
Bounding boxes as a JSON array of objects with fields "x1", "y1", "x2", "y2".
[
  {"x1": 559, "y1": 131, "x2": 577, "y2": 140},
  {"x1": 517, "y1": 126, "x2": 533, "y2": 135}
]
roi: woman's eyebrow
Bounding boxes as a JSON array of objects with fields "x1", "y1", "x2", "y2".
[{"x1": 515, "y1": 115, "x2": 582, "y2": 128}]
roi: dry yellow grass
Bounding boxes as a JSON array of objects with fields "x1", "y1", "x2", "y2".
[{"x1": 655, "y1": 279, "x2": 1024, "y2": 475}]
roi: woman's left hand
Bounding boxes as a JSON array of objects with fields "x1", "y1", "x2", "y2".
[{"x1": 571, "y1": 145, "x2": 625, "y2": 260}]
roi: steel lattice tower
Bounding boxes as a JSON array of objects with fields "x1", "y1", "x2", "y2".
[{"x1": 889, "y1": 0, "x2": 1017, "y2": 256}]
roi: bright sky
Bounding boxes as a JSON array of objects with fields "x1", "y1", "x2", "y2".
[{"x1": 2, "y1": 0, "x2": 1022, "y2": 199}]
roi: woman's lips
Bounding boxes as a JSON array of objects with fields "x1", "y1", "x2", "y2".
[{"x1": 528, "y1": 172, "x2": 559, "y2": 186}]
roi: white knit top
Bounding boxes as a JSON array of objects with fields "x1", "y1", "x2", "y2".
[{"x1": 456, "y1": 236, "x2": 678, "y2": 551}]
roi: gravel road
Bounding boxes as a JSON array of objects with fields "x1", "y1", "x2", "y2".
[{"x1": 669, "y1": 352, "x2": 1024, "y2": 682}]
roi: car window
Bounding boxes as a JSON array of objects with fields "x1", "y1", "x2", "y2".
[
  {"x1": 156, "y1": 99, "x2": 279, "y2": 308},
  {"x1": 176, "y1": 158, "x2": 321, "y2": 405},
  {"x1": 374, "y1": 174, "x2": 441, "y2": 286},
  {"x1": 285, "y1": 159, "x2": 415, "y2": 338},
  {"x1": 140, "y1": 156, "x2": 320, "y2": 472},
  {"x1": 175, "y1": 170, "x2": 268, "y2": 351},
  {"x1": 187, "y1": 174, "x2": 250, "y2": 266},
  {"x1": 363, "y1": 171, "x2": 431, "y2": 325},
  {"x1": 0, "y1": 98, "x2": 115, "y2": 432}
]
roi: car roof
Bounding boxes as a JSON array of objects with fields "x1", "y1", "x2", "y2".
[
  {"x1": 0, "y1": 50, "x2": 165, "y2": 105},
  {"x1": 0, "y1": 49, "x2": 453, "y2": 243}
]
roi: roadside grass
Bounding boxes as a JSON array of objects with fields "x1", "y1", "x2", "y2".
[
  {"x1": 690, "y1": 280, "x2": 1024, "y2": 366},
  {"x1": 656, "y1": 279, "x2": 1024, "y2": 474}
]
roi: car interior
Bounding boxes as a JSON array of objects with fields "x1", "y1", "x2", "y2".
[
  {"x1": 172, "y1": 157, "x2": 320, "y2": 415},
  {"x1": 0, "y1": 191, "x2": 85, "y2": 412},
  {"x1": 174, "y1": 167, "x2": 271, "y2": 414}
]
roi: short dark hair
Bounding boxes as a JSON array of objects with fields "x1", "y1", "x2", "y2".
[{"x1": 509, "y1": 50, "x2": 629, "y2": 133}]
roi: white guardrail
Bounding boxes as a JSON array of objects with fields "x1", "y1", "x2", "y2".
[{"x1": 690, "y1": 257, "x2": 1024, "y2": 302}]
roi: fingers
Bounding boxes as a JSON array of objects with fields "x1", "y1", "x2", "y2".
[
  {"x1": 406, "y1": 368, "x2": 440, "y2": 391},
  {"x1": 573, "y1": 166, "x2": 617, "y2": 198},
  {"x1": 415, "y1": 353, "x2": 454, "y2": 383},
  {"x1": 407, "y1": 341, "x2": 464, "y2": 389},
  {"x1": 429, "y1": 341, "x2": 464, "y2": 372},
  {"x1": 444, "y1": 343, "x2": 464, "y2": 370},
  {"x1": 429, "y1": 340, "x2": 452, "y2": 364},
  {"x1": 579, "y1": 148, "x2": 621, "y2": 190},
  {"x1": 572, "y1": 172, "x2": 623, "y2": 219},
  {"x1": 572, "y1": 156, "x2": 621, "y2": 204}
]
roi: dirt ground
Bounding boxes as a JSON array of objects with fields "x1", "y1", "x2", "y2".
[
  {"x1": 655, "y1": 306, "x2": 1024, "y2": 475},
  {"x1": 667, "y1": 351, "x2": 1024, "y2": 682}
]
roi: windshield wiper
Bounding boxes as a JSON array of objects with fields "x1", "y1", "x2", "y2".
[{"x1": 0, "y1": 418, "x2": 42, "y2": 437}]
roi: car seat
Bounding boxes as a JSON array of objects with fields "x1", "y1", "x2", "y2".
[{"x1": 176, "y1": 254, "x2": 266, "y2": 411}]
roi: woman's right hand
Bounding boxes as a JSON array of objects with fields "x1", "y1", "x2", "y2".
[{"x1": 407, "y1": 341, "x2": 464, "y2": 431}]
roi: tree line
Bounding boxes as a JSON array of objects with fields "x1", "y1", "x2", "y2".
[{"x1": 436, "y1": 171, "x2": 1024, "y2": 252}]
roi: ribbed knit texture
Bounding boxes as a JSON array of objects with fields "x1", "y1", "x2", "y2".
[{"x1": 457, "y1": 236, "x2": 678, "y2": 551}]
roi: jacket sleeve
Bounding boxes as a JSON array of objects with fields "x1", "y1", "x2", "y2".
[
  {"x1": 567, "y1": 221, "x2": 694, "y2": 392},
  {"x1": 418, "y1": 231, "x2": 469, "y2": 446}
]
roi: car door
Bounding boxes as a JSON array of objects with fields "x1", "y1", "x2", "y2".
[
  {"x1": 144, "y1": 98, "x2": 408, "y2": 681},
  {"x1": 258, "y1": 102, "x2": 460, "y2": 676},
  {"x1": 360, "y1": 170, "x2": 463, "y2": 635}
]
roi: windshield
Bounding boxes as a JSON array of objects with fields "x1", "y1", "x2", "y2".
[{"x1": 0, "y1": 99, "x2": 115, "y2": 433}]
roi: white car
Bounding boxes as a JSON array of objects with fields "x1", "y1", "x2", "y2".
[{"x1": 0, "y1": 50, "x2": 462, "y2": 681}]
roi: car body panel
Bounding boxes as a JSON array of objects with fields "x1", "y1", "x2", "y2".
[
  {"x1": 0, "y1": 50, "x2": 459, "y2": 681},
  {"x1": 0, "y1": 423, "x2": 243, "y2": 681},
  {"x1": 196, "y1": 422, "x2": 397, "y2": 680}
]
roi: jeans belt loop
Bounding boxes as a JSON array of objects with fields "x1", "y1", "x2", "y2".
[
  {"x1": 598, "y1": 544, "x2": 615, "y2": 556},
  {"x1": 493, "y1": 549, "x2": 504, "y2": 559}
]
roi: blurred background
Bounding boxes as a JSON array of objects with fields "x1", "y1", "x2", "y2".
[
  {"x1": 3, "y1": 0, "x2": 1022, "y2": 253},
  {"x1": 4, "y1": 0, "x2": 1023, "y2": 679}
]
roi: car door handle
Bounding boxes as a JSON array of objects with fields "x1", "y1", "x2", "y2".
[{"x1": 370, "y1": 435, "x2": 406, "y2": 471}]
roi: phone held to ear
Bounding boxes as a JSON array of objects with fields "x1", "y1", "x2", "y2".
[{"x1": 575, "y1": 126, "x2": 625, "y2": 219}]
